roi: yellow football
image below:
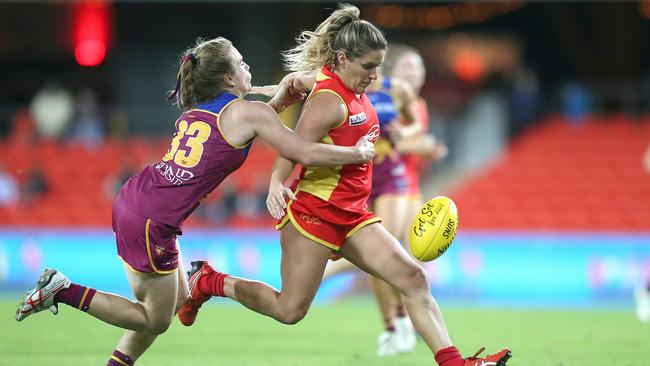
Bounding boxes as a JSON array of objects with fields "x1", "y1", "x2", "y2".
[{"x1": 409, "y1": 196, "x2": 459, "y2": 261}]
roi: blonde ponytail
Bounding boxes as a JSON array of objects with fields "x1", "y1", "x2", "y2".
[{"x1": 282, "y1": 3, "x2": 386, "y2": 72}]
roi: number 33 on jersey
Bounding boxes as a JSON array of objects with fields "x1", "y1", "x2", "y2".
[{"x1": 119, "y1": 92, "x2": 251, "y2": 228}]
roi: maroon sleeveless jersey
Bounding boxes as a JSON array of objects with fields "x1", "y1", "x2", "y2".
[{"x1": 118, "y1": 92, "x2": 251, "y2": 228}]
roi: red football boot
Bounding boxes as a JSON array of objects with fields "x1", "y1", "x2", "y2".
[
  {"x1": 464, "y1": 347, "x2": 511, "y2": 366},
  {"x1": 178, "y1": 261, "x2": 214, "y2": 326}
]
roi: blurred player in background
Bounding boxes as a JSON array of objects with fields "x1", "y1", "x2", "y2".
[
  {"x1": 181, "y1": 4, "x2": 510, "y2": 366},
  {"x1": 363, "y1": 70, "x2": 419, "y2": 356},
  {"x1": 384, "y1": 43, "x2": 449, "y2": 235},
  {"x1": 15, "y1": 37, "x2": 374, "y2": 366},
  {"x1": 385, "y1": 41, "x2": 451, "y2": 349}
]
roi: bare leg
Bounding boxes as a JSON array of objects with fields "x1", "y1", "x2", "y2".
[
  {"x1": 17, "y1": 249, "x2": 187, "y2": 365},
  {"x1": 403, "y1": 196, "x2": 424, "y2": 257},
  {"x1": 114, "y1": 256, "x2": 189, "y2": 360},
  {"x1": 322, "y1": 257, "x2": 356, "y2": 279},
  {"x1": 368, "y1": 276, "x2": 399, "y2": 324},
  {"x1": 222, "y1": 222, "x2": 331, "y2": 324},
  {"x1": 341, "y1": 223, "x2": 452, "y2": 353},
  {"x1": 394, "y1": 194, "x2": 425, "y2": 317},
  {"x1": 368, "y1": 195, "x2": 411, "y2": 328},
  {"x1": 85, "y1": 265, "x2": 179, "y2": 333},
  {"x1": 393, "y1": 195, "x2": 427, "y2": 316}
]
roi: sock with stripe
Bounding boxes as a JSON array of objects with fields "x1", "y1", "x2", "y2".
[
  {"x1": 54, "y1": 283, "x2": 97, "y2": 311},
  {"x1": 435, "y1": 346, "x2": 464, "y2": 366},
  {"x1": 107, "y1": 350, "x2": 134, "y2": 366},
  {"x1": 198, "y1": 271, "x2": 229, "y2": 297}
]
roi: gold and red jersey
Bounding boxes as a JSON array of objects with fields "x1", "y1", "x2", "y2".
[{"x1": 291, "y1": 65, "x2": 380, "y2": 213}]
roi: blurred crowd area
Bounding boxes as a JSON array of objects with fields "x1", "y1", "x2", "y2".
[
  {"x1": 0, "y1": 122, "x2": 279, "y2": 227},
  {"x1": 1, "y1": 1, "x2": 650, "y2": 229}
]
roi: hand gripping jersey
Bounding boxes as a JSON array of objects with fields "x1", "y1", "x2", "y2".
[
  {"x1": 292, "y1": 65, "x2": 380, "y2": 213},
  {"x1": 118, "y1": 92, "x2": 250, "y2": 228},
  {"x1": 366, "y1": 77, "x2": 409, "y2": 202}
]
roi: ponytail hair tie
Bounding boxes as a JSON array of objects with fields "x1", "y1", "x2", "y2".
[
  {"x1": 167, "y1": 52, "x2": 197, "y2": 102},
  {"x1": 182, "y1": 52, "x2": 197, "y2": 63}
]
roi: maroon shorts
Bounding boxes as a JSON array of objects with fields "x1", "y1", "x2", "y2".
[
  {"x1": 112, "y1": 196, "x2": 180, "y2": 274},
  {"x1": 369, "y1": 158, "x2": 409, "y2": 206}
]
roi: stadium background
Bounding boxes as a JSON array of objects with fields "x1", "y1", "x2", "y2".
[{"x1": 1, "y1": 1, "x2": 650, "y2": 365}]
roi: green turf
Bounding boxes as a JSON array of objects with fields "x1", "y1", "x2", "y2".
[{"x1": 2, "y1": 300, "x2": 649, "y2": 365}]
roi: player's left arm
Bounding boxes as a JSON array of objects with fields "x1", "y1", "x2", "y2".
[
  {"x1": 249, "y1": 70, "x2": 317, "y2": 109},
  {"x1": 390, "y1": 77, "x2": 421, "y2": 139}
]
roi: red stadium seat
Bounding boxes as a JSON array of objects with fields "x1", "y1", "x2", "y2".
[{"x1": 450, "y1": 116, "x2": 650, "y2": 232}]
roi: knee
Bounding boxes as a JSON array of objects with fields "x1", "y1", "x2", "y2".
[
  {"x1": 276, "y1": 305, "x2": 309, "y2": 325},
  {"x1": 412, "y1": 266, "x2": 428, "y2": 287},
  {"x1": 148, "y1": 317, "x2": 173, "y2": 335},
  {"x1": 400, "y1": 265, "x2": 429, "y2": 294}
]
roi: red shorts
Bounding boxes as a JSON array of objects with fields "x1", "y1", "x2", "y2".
[
  {"x1": 275, "y1": 192, "x2": 381, "y2": 251},
  {"x1": 276, "y1": 191, "x2": 381, "y2": 251}
]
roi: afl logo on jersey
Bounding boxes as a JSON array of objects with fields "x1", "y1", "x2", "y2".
[
  {"x1": 349, "y1": 112, "x2": 367, "y2": 126},
  {"x1": 366, "y1": 124, "x2": 380, "y2": 143}
]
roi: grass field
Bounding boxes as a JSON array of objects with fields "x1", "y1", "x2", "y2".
[{"x1": 2, "y1": 300, "x2": 649, "y2": 365}]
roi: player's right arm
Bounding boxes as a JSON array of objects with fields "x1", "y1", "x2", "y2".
[{"x1": 266, "y1": 92, "x2": 357, "y2": 219}]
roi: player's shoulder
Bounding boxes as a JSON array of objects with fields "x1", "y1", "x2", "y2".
[
  {"x1": 314, "y1": 73, "x2": 346, "y2": 93},
  {"x1": 307, "y1": 86, "x2": 348, "y2": 115},
  {"x1": 305, "y1": 90, "x2": 346, "y2": 114},
  {"x1": 301, "y1": 91, "x2": 347, "y2": 129},
  {"x1": 309, "y1": 87, "x2": 345, "y2": 101},
  {"x1": 223, "y1": 99, "x2": 275, "y2": 122}
]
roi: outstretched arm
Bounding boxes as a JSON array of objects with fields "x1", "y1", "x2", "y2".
[
  {"x1": 242, "y1": 100, "x2": 373, "y2": 167},
  {"x1": 249, "y1": 70, "x2": 317, "y2": 105}
]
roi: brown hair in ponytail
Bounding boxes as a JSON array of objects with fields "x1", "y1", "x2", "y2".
[{"x1": 167, "y1": 37, "x2": 234, "y2": 109}]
